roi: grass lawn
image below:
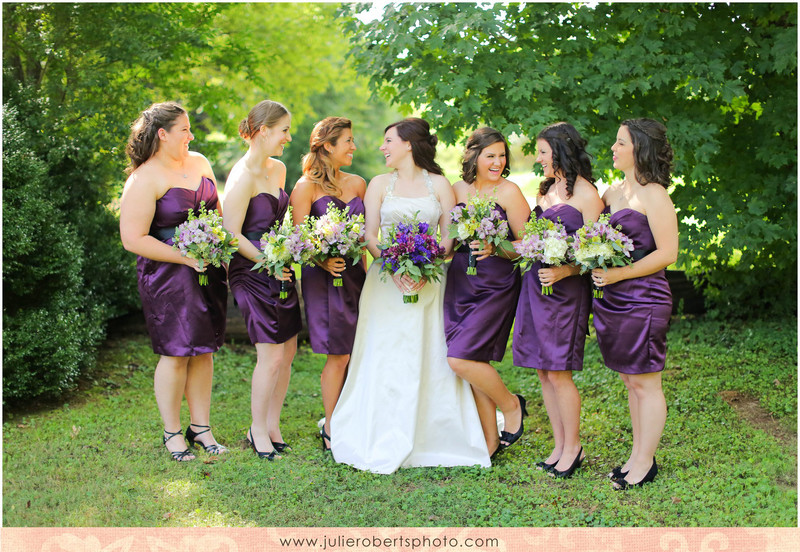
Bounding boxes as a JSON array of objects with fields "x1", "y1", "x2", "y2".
[{"x1": 2, "y1": 314, "x2": 796, "y2": 527}]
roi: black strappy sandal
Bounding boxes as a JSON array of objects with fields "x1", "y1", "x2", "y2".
[
  {"x1": 320, "y1": 426, "x2": 331, "y2": 452},
  {"x1": 246, "y1": 427, "x2": 279, "y2": 461},
  {"x1": 498, "y1": 394, "x2": 528, "y2": 451},
  {"x1": 186, "y1": 424, "x2": 228, "y2": 455},
  {"x1": 271, "y1": 440, "x2": 290, "y2": 453},
  {"x1": 163, "y1": 429, "x2": 195, "y2": 462}
]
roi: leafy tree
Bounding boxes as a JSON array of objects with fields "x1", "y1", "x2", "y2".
[{"x1": 340, "y1": 2, "x2": 797, "y2": 316}]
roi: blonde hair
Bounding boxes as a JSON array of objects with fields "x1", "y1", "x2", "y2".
[
  {"x1": 301, "y1": 117, "x2": 352, "y2": 197},
  {"x1": 238, "y1": 100, "x2": 290, "y2": 140},
  {"x1": 125, "y1": 102, "x2": 187, "y2": 174}
]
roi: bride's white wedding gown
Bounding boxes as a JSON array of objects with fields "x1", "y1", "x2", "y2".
[{"x1": 330, "y1": 170, "x2": 491, "y2": 474}]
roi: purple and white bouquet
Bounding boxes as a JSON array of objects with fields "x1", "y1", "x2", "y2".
[
  {"x1": 378, "y1": 213, "x2": 446, "y2": 304},
  {"x1": 571, "y1": 213, "x2": 635, "y2": 298},
  {"x1": 513, "y1": 216, "x2": 571, "y2": 295},
  {"x1": 252, "y1": 206, "x2": 315, "y2": 300},
  {"x1": 172, "y1": 201, "x2": 239, "y2": 286},
  {"x1": 448, "y1": 194, "x2": 510, "y2": 275},
  {"x1": 307, "y1": 203, "x2": 367, "y2": 287}
]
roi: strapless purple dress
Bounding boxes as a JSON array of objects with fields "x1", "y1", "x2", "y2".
[
  {"x1": 592, "y1": 208, "x2": 672, "y2": 374},
  {"x1": 444, "y1": 204, "x2": 521, "y2": 362},
  {"x1": 513, "y1": 204, "x2": 591, "y2": 371},
  {"x1": 137, "y1": 176, "x2": 227, "y2": 356},
  {"x1": 228, "y1": 189, "x2": 302, "y2": 345},
  {"x1": 301, "y1": 196, "x2": 367, "y2": 355}
]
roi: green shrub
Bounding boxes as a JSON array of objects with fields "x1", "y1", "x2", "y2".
[{"x1": 2, "y1": 103, "x2": 132, "y2": 403}]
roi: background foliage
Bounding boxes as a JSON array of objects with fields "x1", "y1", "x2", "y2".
[{"x1": 339, "y1": 2, "x2": 797, "y2": 315}]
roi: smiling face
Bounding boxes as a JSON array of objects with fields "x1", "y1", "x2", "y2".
[
  {"x1": 159, "y1": 113, "x2": 193, "y2": 159},
  {"x1": 535, "y1": 138, "x2": 557, "y2": 179},
  {"x1": 262, "y1": 113, "x2": 292, "y2": 156},
  {"x1": 326, "y1": 127, "x2": 356, "y2": 169},
  {"x1": 611, "y1": 125, "x2": 635, "y2": 173},
  {"x1": 475, "y1": 141, "x2": 507, "y2": 183},
  {"x1": 379, "y1": 126, "x2": 410, "y2": 168}
]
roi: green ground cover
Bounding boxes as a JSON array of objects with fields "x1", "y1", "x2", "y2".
[{"x1": 3, "y1": 315, "x2": 796, "y2": 527}]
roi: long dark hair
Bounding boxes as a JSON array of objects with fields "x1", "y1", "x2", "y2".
[
  {"x1": 537, "y1": 122, "x2": 594, "y2": 198},
  {"x1": 384, "y1": 117, "x2": 443, "y2": 175},
  {"x1": 622, "y1": 118, "x2": 674, "y2": 188},
  {"x1": 125, "y1": 102, "x2": 186, "y2": 174},
  {"x1": 461, "y1": 127, "x2": 511, "y2": 184}
]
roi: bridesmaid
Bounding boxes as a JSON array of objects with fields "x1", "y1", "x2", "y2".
[
  {"x1": 443, "y1": 127, "x2": 531, "y2": 455},
  {"x1": 223, "y1": 100, "x2": 300, "y2": 461},
  {"x1": 289, "y1": 117, "x2": 367, "y2": 452},
  {"x1": 513, "y1": 122, "x2": 603, "y2": 478},
  {"x1": 592, "y1": 118, "x2": 677, "y2": 489},
  {"x1": 120, "y1": 101, "x2": 228, "y2": 461}
]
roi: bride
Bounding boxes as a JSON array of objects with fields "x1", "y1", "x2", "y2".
[{"x1": 329, "y1": 118, "x2": 492, "y2": 474}]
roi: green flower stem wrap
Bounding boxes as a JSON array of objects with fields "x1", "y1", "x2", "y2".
[
  {"x1": 467, "y1": 250, "x2": 478, "y2": 276},
  {"x1": 540, "y1": 262, "x2": 550, "y2": 295},
  {"x1": 403, "y1": 293, "x2": 419, "y2": 304},
  {"x1": 592, "y1": 283, "x2": 603, "y2": 299},
  {"x1": 280, "y1": 280, "x2": 289, "y2": 300},
  {"x1": 333, "y1": 277, "x2": 343, "y2": 287},
  {"x1": 199, "y1": 274, "x2": 208, "y2": 286}
]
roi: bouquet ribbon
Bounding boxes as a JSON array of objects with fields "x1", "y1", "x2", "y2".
[{"x1": 243, "y1": 231, "x2": 264, "y2": 241}]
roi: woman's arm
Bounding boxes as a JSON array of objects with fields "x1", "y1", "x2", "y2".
[
  {"x1": 592, "y1": 184, "x2": 678, "y2": 286},
  {"x1": 363, "y1": 174, "x2": 387, "y2": 259},
  {"x1": 434, "y1": 175, "x2": 456, "y2": 255},
  {"x1": 222, "y1": 166, "x2": 260, "y2": 263},
  {"x1": 119, "y1": 173, "x2": 199, "y2": 268}
]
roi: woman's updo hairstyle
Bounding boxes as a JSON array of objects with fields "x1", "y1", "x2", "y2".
[
  {"x1": 239, "y1": 100, "x2": 290, "y2": 141},
  {"x1": 461, "y1": 127, "x2": 511, "y2": 184},
  {"x1": 125, "y1": 101, "x2": 187, "y2": 174},
  {"x1": 622, "y1": 118, "x2": 674, "y2": 188},
  {"x1": 301, "y1": 117, "x2": 352, "y2": 197},
  {"x1": 537, "y1": 122, "x2": 595, "y2": 198},
  {"x1": 384, "y1": 117, "x2": 443, "y2": 175}
]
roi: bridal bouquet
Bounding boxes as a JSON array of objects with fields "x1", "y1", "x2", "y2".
[
  {"x1": 448, "y1": 194, "x2": 510, "y2": 275},
  {"x1": 172, "y1": 201, "x2": 239, "y2": 286},
  {"x1": 378, "y1": 213, "x2": 446, "y2": 304},
  {"x1": 571, "y1": 213, "x2": 635, "y2": 298},
  {"x1": 252, "y1": 206, "x2": 315, "y2": 299},
  {"x1": 307, "y1": 203, "x2": 366, "y2": 287},
  {"x1": 513, "y1": 216, "x2": 571, "y2": 295}
]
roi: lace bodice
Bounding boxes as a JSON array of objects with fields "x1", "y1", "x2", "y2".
[{"x1": 380, "y1": 169, "x2": 442, "y2": 233}]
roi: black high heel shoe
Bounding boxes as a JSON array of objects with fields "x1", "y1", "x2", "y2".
[
  {"x1": 186, "y1": 424, "x2": 228, "y2": 455},
  {"x1": 163, "y1": 429, "x2": 195, "y2": 462},
  {"x1": 320, "y1": 426, "x2": 332, "y2": 452},
  {"x1": 498, "y1": 394, "x2": 528, "y2": 451},
  {"x1": 536, "y1": 459, "x2": 558, "y2": 472},
  {"x1": 246, "y1": 427, "x2": 279, "y2": 461},
  {"x1": 613, "y1": 458, "x2": 658, "y2": 490},
  {"x1": 271, "y1": 440, "x2": 290, "y2": 453},
  {"x1": 608, "y1": 465, "x2": 629, "y2": 480},
  {"x1": 551, "y1": 447, "x2": 584, "y2": 479}
]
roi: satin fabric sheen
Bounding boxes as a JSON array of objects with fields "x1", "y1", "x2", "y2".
[
  {"x1": 513, "y1": 204, "x2": 591, "y2": 371},
  {"x1": 228, "y1": 189, "x2": 302, "y2": 345},
  {"x1": 592, "y1": 208, "x2": 672, "y2": 374},
  {"x1": 330, "y1": 171, "x2": 491, "y2": 474},
  {"x1": 444, "y1": 204, "x2": 521, "y2": 362},
  {"x1": 136, "y1": 176, "x2": 227, "y2": 356},
  {"x1": 301, "y1": 196, "x2": 367, "y2": 355}
]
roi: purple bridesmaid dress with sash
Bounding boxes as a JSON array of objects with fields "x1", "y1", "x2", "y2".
[
  {"x1": 513, "y1": 203, "x2": 591, "y2": 371},
  {"x1": 301, "y1": 196, "x2": 367, "y2": 355},
  {"x1": 592, "y1": 208, "x2": 672, "y2": 374},
  {"x1": 443, "y1": 204, "x2": 521, "y2": 362},
  {"x1": 228, "y1": 189, "x2": 302, "y2": 345},
  {"x1": 137, "y1": 176, "x2": 227, "y2": 356}
]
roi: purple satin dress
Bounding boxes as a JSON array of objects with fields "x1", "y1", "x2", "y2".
[
  {"x1": 444, "y1": 204, "x2": 521, "y2": 362},
  {"x1": 592, "y1": 208, "x2": 672, "y2": 374},
  {"x1": 301, "y1": 196, "x2": 367, "y2": 355},
  {"x1": 136, "y1": 176, "x2": 227, "y2": 356},
  {"x1": 513, "y1": 204, "x2": 591, "y2": 371},
  {"x1": 228, "y1": 189, "x2": 302, "y2": 345}
]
